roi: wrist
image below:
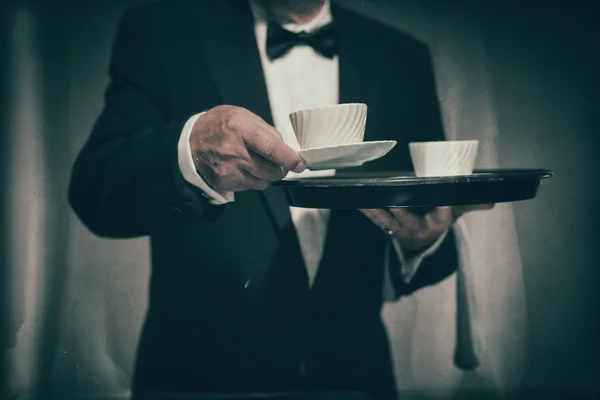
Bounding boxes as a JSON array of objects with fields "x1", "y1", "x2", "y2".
[
  {"x1": 188, "y1": 111, "x2": 208, "y2": 168},
  {"x1": 178, "y1": 112, "x2": 233, "y2": 205},
  {"x1": 395, "y1": 235, "x2": 439, "y2": 254}
]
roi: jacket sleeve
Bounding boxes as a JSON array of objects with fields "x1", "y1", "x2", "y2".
[{"x1": 68, "y1": 9, "x2": 222, "y2": 239}]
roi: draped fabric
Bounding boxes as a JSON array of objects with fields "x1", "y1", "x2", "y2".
[
  {"x1": 358, "y1": 2, "x2": 526, "y2": 397},
  {"x1": 2, "y1": 0, "x2": 597, "y2": 399}
]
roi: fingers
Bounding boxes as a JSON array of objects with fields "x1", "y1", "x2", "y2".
[
  {"x1": 239, "y1": 170, "x2": 271, "y2": 191},
  {"x1": 362, "y1": 203, "x2": 495, "y2": 250},
  {"x1": 242, "y1": 149, "x2": 289, "y2": 181},
  {"x1": 388, "y1": 208, "x2": 423, "y2": 230},
  {"x1": 425, "y1": 206, "x2": 452, "y2": 226},
  {"x1": 362, "y1": 208, "x2": 446, "y2": 252},
  {"x1": 242, "y1": 120, "x2": 306, "y2": 174},
  {"x1": 360, "y1": 209, "x2": 401, "y2": 233},
  {"x1": 217, "y1": 169, "x2": 271, "y2": 192},
  {"x1": 392, "y1": 207, "x2": 450, "y2": 239},
  {"x1": 390, "y1": 207, "x2": 451, "y2": 241}
]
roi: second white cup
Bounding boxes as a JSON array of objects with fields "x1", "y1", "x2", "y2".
[{"x1": 409, "y1": 140, "x2": 479, "y2": 177}]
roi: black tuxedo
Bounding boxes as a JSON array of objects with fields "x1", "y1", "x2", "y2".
[{"x1": 68, "y1": 1, "x2": 458, "y2": 399}]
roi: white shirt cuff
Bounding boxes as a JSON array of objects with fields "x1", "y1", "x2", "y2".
[
  {"x1": 177, "y1": 112, "x2": 235, "y2": 205},
  {"x1": 382, "y1": 229, "x2": 450, "y2": 301},
  {"x1": 392, "y1": 229, "x2": 449, "y2": 283}
]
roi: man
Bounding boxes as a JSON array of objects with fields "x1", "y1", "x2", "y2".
[{"x1": 68, "y1": 0, "x2": 490, "y2": 399}]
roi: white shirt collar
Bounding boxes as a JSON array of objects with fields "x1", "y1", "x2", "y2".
[{"x1": 249, "y1": 0, "x2": 332, "y2": 33}]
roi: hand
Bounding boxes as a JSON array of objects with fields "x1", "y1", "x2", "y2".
[
  {"x1": 360, "y1": 205, "x2": 495, "y2": 252},
  {"x1": 189, "y1": 105, "x2": 306, "y2": 192}
]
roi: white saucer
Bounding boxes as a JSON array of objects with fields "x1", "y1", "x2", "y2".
[{"x1": 298, "y1": 141, "x2": 397, "y2": 171}]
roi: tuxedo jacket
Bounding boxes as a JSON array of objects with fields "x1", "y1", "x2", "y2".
[{"x1": 68, "y1": 1, "x2": 458, "y2": 399}]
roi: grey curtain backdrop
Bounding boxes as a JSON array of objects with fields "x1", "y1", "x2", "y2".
[{"x1": 2, "y1": 0, "x2": 598, "y2": 399}]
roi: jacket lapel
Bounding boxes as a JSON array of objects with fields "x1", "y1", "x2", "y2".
[
  {"x1": 333, "y1": 3, "x2": 386, "y2": 143},
  {"x1": 194, "y1": 1, "x2": 272, "y2": 122},
  {"x1": 309, "y1": 5, "x2": 389, "y2": 292},
  {"x1": 192, "y1": 0, "x2": 291, "y2": 234}
]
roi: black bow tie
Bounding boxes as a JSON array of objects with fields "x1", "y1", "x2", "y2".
[{"x1": 266, "y1": 21, "x2": 337, "y2": 61}]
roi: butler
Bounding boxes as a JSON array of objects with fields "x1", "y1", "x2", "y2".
[{"x1": 68, "y1": 1, "x2": 490, "y2": 399}]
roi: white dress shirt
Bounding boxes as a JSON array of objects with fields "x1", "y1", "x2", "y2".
[{"x1": 177, "y1": 0, "x2": 447, "y2": 298}]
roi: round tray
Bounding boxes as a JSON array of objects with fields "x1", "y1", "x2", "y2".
[{"x1": 274, "y1": 168, "x2": 553, "y2": 209}]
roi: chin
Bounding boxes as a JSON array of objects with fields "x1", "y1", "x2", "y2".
[{"x1": 261, "y1": 0, "x2": 326, "y2": 21}]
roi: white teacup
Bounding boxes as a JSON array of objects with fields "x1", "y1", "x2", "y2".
[
  {"x1": 409, "y1": 140, "x2": 479, "y2": 177},
  {"x1": 289, "y1": 103, "x2": 367, "y2": 150}
]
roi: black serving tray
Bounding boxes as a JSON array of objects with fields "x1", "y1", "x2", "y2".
[{"x1": 274, "y1": 169, "x2": 553, "y2": 209}]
